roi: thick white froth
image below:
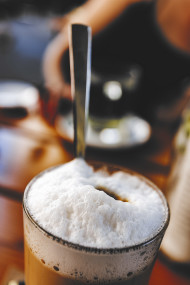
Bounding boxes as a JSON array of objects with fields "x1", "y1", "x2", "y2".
[{"x1": 27, "y1": 158, "x2": 165, "y2": 248}]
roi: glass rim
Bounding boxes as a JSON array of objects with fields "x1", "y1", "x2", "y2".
[{"x1": 23, "y1": 161, "x2": 170, "y2": 255}]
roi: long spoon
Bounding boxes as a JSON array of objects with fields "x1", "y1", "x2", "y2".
[{"x1": 69, "y1": 24, "x2": 92, "y2": 158}]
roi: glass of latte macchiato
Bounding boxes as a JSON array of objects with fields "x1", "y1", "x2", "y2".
[{"x1": 23, "y1": 159, "x2": 169, "y2": 285}]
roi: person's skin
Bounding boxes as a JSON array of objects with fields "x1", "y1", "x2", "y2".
[
  {"x1": 156, "y1": 0, "x2": 190, "y2": 54},
  {"x1": 42, "y1": 0, "x2": 149, "y2": 100}
]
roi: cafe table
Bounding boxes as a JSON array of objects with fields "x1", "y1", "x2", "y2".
[{"x1": 0, "y1": 111, "x2": 189, "y2": 285}]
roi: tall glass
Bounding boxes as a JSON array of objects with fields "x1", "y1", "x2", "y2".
[{"x1": 23, "y1": 162, "x2": 169, "y2": 285}]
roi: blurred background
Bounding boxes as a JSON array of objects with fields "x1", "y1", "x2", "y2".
[
  {"x1": 1, "y1": 0, "x2": 190, "y2": 145},
  {"x1": 0, "y1": 0, "x2": 190, "y2": 284}
]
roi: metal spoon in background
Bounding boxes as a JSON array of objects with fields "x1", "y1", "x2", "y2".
[{"x1": 69, "y1": 24, "x2": 92, "y2": 158}]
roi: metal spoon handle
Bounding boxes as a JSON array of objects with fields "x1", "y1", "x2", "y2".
[{"x1": 69, "y1": 24, "x2": 92, "y2": 158}]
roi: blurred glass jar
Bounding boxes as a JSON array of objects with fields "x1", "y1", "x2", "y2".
[
  {"x1": 43, "y1": 1, "x2": 190, "y2": 149},
  {"x1": 89, "y1": 62, "x2": 142, "y2": 119}
]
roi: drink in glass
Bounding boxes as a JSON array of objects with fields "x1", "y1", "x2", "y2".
[{"x1": 23, "y1": 158, "x2": 169, "y2": 285}]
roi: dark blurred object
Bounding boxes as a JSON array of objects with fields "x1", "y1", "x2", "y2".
[
  {"x1": 90, "y1": 2, "x2": 190, "y2": 126},
  {"x1": 89, "y1": 63, "x2": 142, "y2": 118},
  {"x1": 62, "y1": 49, "x2": 143, "y2": 118},
  {"x1": 61, "y1": 2, "x2": 190, "y2": 127},
  {"x1": 0, "y1": 0, "x2": 86, "y2": 18}
]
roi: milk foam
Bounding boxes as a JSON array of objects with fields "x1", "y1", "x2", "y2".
[{"x1": 27, "y1": 158, "x2": 166, "y2": 248}]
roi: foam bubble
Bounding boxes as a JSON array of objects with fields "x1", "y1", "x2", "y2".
[{"x1": 27, "y1": 158, "x2": 166, "y2": 248}]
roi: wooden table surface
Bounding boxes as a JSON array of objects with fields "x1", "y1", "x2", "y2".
[{"x1": 0, "y1": 113, "x2": 189, "y2": 285}]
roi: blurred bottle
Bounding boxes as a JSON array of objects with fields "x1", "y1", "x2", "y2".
[
  {"x1": 155, "y1": 0, "x2": 190, "y2": 268},
  {"x1": 161, "y1": 103, "x2": 190, "y2": 265}
]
